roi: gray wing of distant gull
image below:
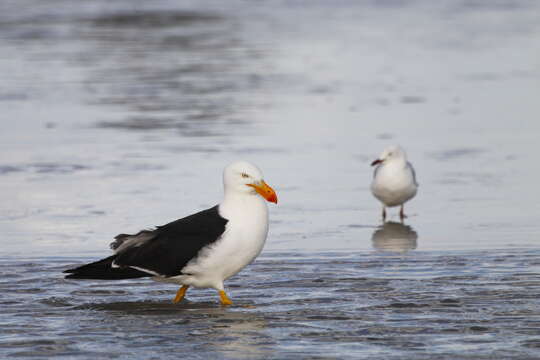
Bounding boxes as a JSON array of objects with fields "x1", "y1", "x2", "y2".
[
  {"x1": 407, "y1": 161, "x2": 418, "y2": 186},
  {"x1": 373, "y1": 163, "x2": 382, "y2": 179}
]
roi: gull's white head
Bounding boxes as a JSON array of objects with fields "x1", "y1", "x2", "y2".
[
  {"x1": 223, "y1": 161, "x2": 278, "y2": 203},
  {"x1": 371, "y1": 145, "x2": 407, "y2": 166}
]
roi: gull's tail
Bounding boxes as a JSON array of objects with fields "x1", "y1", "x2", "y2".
[{"x1": 63, "y1": 255, "x2": 151, "y2": 280}]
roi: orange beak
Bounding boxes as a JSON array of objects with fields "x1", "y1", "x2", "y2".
[{"x1": 247, "y1": 181, "x2": 278, "y2": 204}]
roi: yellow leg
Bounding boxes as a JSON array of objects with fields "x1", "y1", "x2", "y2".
[
  {"x1": 218, "y1": 290, "x2": 233, "y2": 306},
  {"x1": 173, "y1": 285, "x2": 189, "y2": 304}
]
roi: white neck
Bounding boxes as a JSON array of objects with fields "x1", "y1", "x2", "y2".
[
  {"x1": 219, "y1": 192, "x2": 268, "y2": 221},
  {"x1": 388, "y1": 157, "x2": 407, "y2": 167}
]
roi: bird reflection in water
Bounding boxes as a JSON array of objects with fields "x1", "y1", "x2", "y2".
[
  {"x1": 207, "y1": 311, "x2": 273, "y2": 359},
  {"x1": 371, "y1": 222, "x2": 418, "y2": 253}
]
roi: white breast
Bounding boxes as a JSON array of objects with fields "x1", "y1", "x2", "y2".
[
  {"x1": 178, "y1": 195, "x2": 269, "y2": 290},
  {"x1": 371, "y1": 162, "x2": 417, "y2": 207}
]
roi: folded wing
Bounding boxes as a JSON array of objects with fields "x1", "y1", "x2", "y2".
[{"x1": 64, "y1": 205, "x2": 228, "y2": 279}]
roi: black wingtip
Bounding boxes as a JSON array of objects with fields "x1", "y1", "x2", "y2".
[
  {"x1": 62, "y1": 255, "x2": 152, "y2": 280},
  {"x1": 63, "y1": 273, "x2": 89, "y2": 279}
]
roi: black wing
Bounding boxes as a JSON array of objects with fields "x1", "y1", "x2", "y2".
[
  {"x1": 64, "y1": 205, "x2": 228, "y2": 280},
  {"x1": 113, "y1": 205, "x2": 228, "y2": 277},
  {"x1": 64, "y1": 255, "x2": 151, "y2": 280}
]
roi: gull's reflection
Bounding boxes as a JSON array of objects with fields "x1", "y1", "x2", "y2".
[
  {"x1": 209, "y1": 311, "x2": 273, "y2": 359},
  {"x1": 371, "y1": 221, "x2": 418, "y2": 253}
]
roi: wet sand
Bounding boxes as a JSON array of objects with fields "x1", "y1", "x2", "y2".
[
  {"x1": 1, "y1": 0, "x2": 540, "y2": 358},
  {"x1": 2, "y1": 250, "x2": 540, "y2": 359}
]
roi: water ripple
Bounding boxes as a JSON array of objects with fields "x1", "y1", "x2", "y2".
[{"x1": 1, "y1": 250, "x2": 539, "y2": 359}]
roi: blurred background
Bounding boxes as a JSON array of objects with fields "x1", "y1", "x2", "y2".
[{"x1": 1, "y1": 0, "x2": 539, "y2": 255}]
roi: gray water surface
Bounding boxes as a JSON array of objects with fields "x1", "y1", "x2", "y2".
[
  {"x1": 2, "y1": 250, "x2": 540, "y2": 359},
  {"x1": 1, "y1": 0, "x2": 540, "y2": 358}
]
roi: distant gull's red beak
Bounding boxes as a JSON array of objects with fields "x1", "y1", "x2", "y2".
[
  {"x1": 247, "y1": 181, "x2": 278, "y2": 204},
  {"x1": 371, "y1": 159, "x2": 383, "y2": 166}
]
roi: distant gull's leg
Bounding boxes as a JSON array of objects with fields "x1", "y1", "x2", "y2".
[
  {"x1": 382, "y1": 207, "x2": 387, "y2": 222},
  {"x1": 399, "y1": 205, "x2": 407, "y2": 221},
  {"x1": 173, "y1": 285, "x2": 189, "y2": 303},
  {"x1": 219, "y1": 290, "x2": 233, "y2": 306}
]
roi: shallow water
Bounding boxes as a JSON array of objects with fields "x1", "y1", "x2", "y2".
[
  {"x1": 1, "y1": 0, "x2": 540, "y2": 358},
  {"x1": 2, "y1": 250, "x2": 540, "y2": 359}
]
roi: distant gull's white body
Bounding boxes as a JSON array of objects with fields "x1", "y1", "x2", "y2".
[
  {"x1": 371, "y1": 160, "x2": 417, "y2": 207},
  {"x1": 371, "y1": 145, "x2": 418, "y2": 220}
]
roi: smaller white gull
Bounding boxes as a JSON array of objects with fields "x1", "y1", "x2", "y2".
[
  {"x1": 64, "y1": 161, "x2": 277, "y2": 306},
  {"x1": 370, "y1": 145, "x2": 418, "y2": 221}
]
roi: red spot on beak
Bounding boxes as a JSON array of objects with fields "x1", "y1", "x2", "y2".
[{"x1": 371, "y1": 159, "x2": 383, "y2": 166}]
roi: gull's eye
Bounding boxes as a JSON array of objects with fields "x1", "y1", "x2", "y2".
[{"x1": 241, "y1": 173, "x2": 249, "y2": 178}]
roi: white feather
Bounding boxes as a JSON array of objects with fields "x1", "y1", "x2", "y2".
[
  {"x1": 371, "y1": 146, "x2": 418, "y2": 207},
  {"x1": 156, "y1": 161, "x2": 271, "y2": 291}
]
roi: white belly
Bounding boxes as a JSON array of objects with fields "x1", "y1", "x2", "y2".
[
  {"x1": 371, "y1": 163, "x2": 417, "y2": 207},
  {"x1": 371, "y1": 184, "x2": 417, "y2": 207},
  {"x1": 166, "y1": 195, "x2": 269, "y2": 290}
]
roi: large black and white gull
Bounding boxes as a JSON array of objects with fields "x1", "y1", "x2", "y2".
[{"x1": 64, "y1": 161, "x2": 278, "y2": 306}]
